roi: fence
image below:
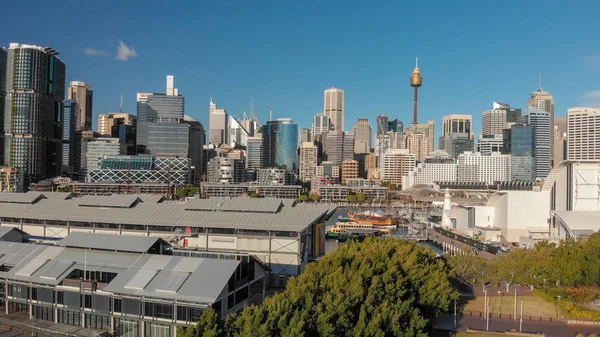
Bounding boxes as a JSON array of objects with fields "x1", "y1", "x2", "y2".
[{"x1": 461, "y1": 310, "x2": 562, "y2": 323}]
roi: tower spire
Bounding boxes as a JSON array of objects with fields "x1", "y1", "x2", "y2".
[
  {"x1": 415, "y1": 57, "x2": 418, "y2": 69},
  {"x1": 539, "y1": 72, "x2": 542, "y2": 90}
]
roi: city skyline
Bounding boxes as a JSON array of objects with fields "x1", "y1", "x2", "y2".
[{"x1": 3, "y1": 1, "x2": 600, "y2": 140}]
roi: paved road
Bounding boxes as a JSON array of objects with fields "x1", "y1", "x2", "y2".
[{"x1": 436, "y1": 313, "x2": 600, "y2": 337}]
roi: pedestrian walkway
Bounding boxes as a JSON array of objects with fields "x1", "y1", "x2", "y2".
[{"x1": 436, "y1": 313, "x2": 600, "y2": 337}]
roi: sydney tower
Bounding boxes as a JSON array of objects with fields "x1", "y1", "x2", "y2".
[{"x1": 410, "y1": 57, "x2": 423, "y2": 125}]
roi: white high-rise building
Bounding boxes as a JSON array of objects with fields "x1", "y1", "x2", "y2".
[
  {"x1": 457, "y1": 152, "x2": 511, "y2": 184},
  {"x1": 353, "y1": 118, "x2": 372, "y2": 154},
  {"x1": 209, "y1": 99, "x2": 228, "y2": 145},
  {"x1": 405, "y1": 132, "x2": 429, "y2": 163},
  {"x1": 477, "y1": 135, "x2": 503, "y2": 155},
  {"x1": 567, "y1": 107, "x2": 600, "y2": 160},
  {"x1": 227, "y1": 115, "x2": 250, "y2": 147},
  {"x1": 299, "y1": 142, "x2": 318, "y2": 182},
  {"x1": 402, "y1": 160, "x2": 457, "y2": 190},
  {"x1": 312, "y1": 113, "x2": 331, "y2": 139},
  {"x1": 379, "y1": 149, "x2": 416, "y2": 186},
  {"x1": 324, "y1": 88, "x2": 344, "y2": 132}
]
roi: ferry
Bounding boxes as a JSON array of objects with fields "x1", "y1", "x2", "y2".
[{"x1": 325, "y1": 220, "x2": 390, "y2": 239}]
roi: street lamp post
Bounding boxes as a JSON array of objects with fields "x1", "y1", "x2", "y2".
[
  {"x1": 514, "y1": 288, "x2": 517, "y2": 321},
  {"x1": 543, "y1": 279, "x2": 547, "y2": 296},
  {"x1": 557, "y1": 295, "x2": 561, "y2": 319},
  {"x1": 498, "y1": 291, "x2": 502, "y2": 316}
]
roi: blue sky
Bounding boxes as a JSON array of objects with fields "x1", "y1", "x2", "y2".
[{"x1": 3, "y1": 0, "x2": 600, "y2": 140}]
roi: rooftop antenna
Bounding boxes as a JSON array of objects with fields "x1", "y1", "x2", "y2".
[
  {"x1": 269, "y1": 105, "x2": 273, "y2": 121},
  {"x1": 539, "y1": 72, "x2": 542, "y2": 90},
  {"x1": 119, "y1": 93, "x2": 123, "y2": 113}
]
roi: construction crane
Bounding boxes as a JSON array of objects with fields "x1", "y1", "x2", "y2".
[{"x1": 250, "y1": 98, "x2": 262, "y2": 127}]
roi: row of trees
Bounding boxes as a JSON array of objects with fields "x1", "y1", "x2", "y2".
[
  {"x1": 179, "y1": 238, "x2": 458, "y2": 337},
  {"x1": 448, "y1": 233, "x2": 600, "y2": 290}
]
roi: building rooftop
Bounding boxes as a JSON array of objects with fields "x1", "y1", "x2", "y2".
[
  {"x1": 59, "y1": 232, "x2": 166, "y2": 253},
  {"x1": 0, "y1": 194, "x2": 333, "y2": 232},
  {"x1": 0, "y1": 239, "x2": 238, "y2": 304}
]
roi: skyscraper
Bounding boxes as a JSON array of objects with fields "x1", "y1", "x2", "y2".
[
  {"x1": 528, "y1": 84, "x2": 555, "y2": 161},
  {"x1": 524, "y1": 106, "x2": 552, "y2": 180},
  {"x1": 439, "y1": 114, "x2": 473, "y2": 159},
  {"x1": 299, "y1": 142, "x2": 318, "y2": 182},
  {"x1": 136, "y1": 75, "x2": 188, "y2": 157},
  {"x1": 0, "y1": 47, "x2": 6, "y2": 163},
  {"x1": 567, "y1": 107, "x2": 600, "y2": 160},
  {"x1": 246, "y1": 137, "x2": 262, "y2": 169},
  {"x1": 324, "y1": 88, "x2": 344, "y2": 132},
  {"x1": 482, "y1": 102, "x2": 522, "y2": 136},
  {"x1": 376, "y1": 114, "x2": 389, "y2": 135},
  {"x1": 380, "y1": 149, "x2": 416, "y2": 186},
  {"x1": 312, "y1": 113, "x2": 331, "y2": 137},
  {"x1": 209, "y1": 99, "x2": 228, "y2": 145},
  {"x1": 553, "y1": 117, "x2": 567, "y2": 165},
  {"x1": 352, "y1": 118, "x2": 372, "y2": 154},
  {"x1": 405, "y1": 120, "x2": 434, "y2": 162},
  {"x1": 325, "y1": 131, "x2": 354, "y2": 165},
  {"x1": 62, "y1": 100, "x2": 77, "y2": 176},
  {"x1": 4, "y1": 43, "x2": 66, "y2": 184},
  {"x1": 260, "y1": 118, "x2": 298, "y2": 170},
  {"x1": 98, "y1": 113, "x2": 136, "y2": 136},
  {"x1": 67, "y1": 81, "x2": 93, "y2": 131},
  {"x1": 301, "y1": 128, "x2": 312, "y2": 143},
  {"x1": 504, "y1": 124, "x2": 535, "y2": 181}
]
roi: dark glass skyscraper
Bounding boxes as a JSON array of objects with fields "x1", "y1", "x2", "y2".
[
  {"x1": 504, "y1": 124, "x2": 535, "y2": 181},
  {"x1": 3, "y1": 43, "x2": 66, "y2": 184}
]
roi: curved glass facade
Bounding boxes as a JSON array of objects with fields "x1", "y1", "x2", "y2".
[{"x1": 276, "y1": 122, "x2": 298, "y2": 171}]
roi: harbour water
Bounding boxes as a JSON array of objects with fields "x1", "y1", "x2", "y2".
[{"x1": 324, "y1": 207, "x2": 444, "y2": 255}]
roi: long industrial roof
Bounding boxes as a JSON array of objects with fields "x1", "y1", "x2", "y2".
[
  {"x1": 59, "y1": 232, "x2": 165, "y2": 253},
  {"x1": 0, "y1": 239, "x2": 238, "y2": 304},
  {"x1": 0, "y1": 193, "x2": 333, "y2": 232}
]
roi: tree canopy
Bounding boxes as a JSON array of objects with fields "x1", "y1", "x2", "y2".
[
  {"x1": 180, "y1": 238, "x2": 458, "y2": 337},
  {"x1": 176, "y1": 184, "x2": 199, "y2": 198},
  {"x1": 448, "y1": 233, "x2": 600, "y2": 289}
]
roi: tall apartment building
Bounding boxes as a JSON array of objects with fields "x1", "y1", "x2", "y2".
[
  {"x1": 482, "y1": 102, "x2": 521, "y2": 136},
  {"x1": 324, "y1": 88, "x2": 344, "y2": 132},
  {"x1": 80, "y1": 137, "x2": 126, "y2": 180},
  {"x1": 67, "y1": 81, "x2": 93, "y2": 131},
  {"x1": 353, "y1": 118, "x2": 372, "y2": 154},
  {"x1": 312, "y1": 113, "x2": 331, "y2": 138},
  {"x1": 405, "y1": 120, "x2": 434, "y2": 161},
  {"x1": 209, "y1": 99, "x2": 228, "y2": 145},
  {"x1": 325, "y1": 131, "x2": 354, "y2": 165},
  {"x1": 364, "y1": 153, "x2": 377, "y2": 178},
  {"x1": 341, "y1": 160, "x2": 359, "y2": 184},
  {"x1": 256, "y1": 168, "x2": 295, "y2": 185},
  {"x1": 405, "y1": 132, "x2": 429, "y2": 163},
  {"x1": 299, "y1": 142, "x2": 318, "y2": 182},
  {"x1": 528, "y1": 86, "x2": 555, "y2": 160},
  {"x1": 567, "y1": 107, "x2": 600, "y2": 160},
  {"x1": 98, "y1": 113, "x2": 137, "y2": 136},
  {"x1": 301, "y1": 128, "x2": 311, "y2": 143},
  {"x1": 0, "y1": 47, "x2": 6, "y2": 163},
  {"x1": 4, "y1": 43, "x2": 66, "y2": 184},
  {"x1": 524, "y1": 107, "x2": 551, "y2": 179},
  {"x1": 62, "y1": 100, "x2": 77, "y2": 176},
  {"x1": 439, "y1": 114, "x2": 473, "y2": 159},
  {"x1": 553, "y1": 117, "x2": 567, "y2": 165},
  {"x1": 207, "y1": 157, "x2": 246, "y2": 184},
  {"x1": 457, "y1": 152, "x2": 511, "y2": 184},
  {"x1": 379, "y1": 149, "x2": 416, "y2": 186},
  {"x1": 503, "y1": 124, "x2": 535, "y2": 181},
  {"x1": 246, "y1": 137, "x2": 262, "y2": 169}
]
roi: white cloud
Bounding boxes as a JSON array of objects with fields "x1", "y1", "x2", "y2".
[
  {"x1": 83, "y1": 47, "x2": 107, "y2": 56},
  {"x1": 584, "y1": 90, "x2": 600, "y2": 99},
  {"x1": 116, "y1": 41, "x2": 138, "y2": 61}
]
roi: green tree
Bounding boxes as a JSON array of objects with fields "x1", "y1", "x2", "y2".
[
  {"x1": 59, "y1": 185, "x2": 73, "y2": 192},
  {"x1": 230, "y1": 238, "x2": 457, "y2": 336},
  {"x1": 299, "y1": 194, "x2": 309, "y2": 202},
  {"x1": 177, "y1": 308, "x2": 222, "y2": 337},
  {"x1": 310, "y1": 194, "x2": 320, "y2": 202},
  {"x1": 347, "y1": 194, "x2": 357, "y2": 202},
  {"x1": 249, "y1": 192, "x2": 259, "y2": 198},
  {"x1": 356, "y1": 193, "x2": 366, "y2": 202}
]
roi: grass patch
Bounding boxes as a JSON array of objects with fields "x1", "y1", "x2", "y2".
[
  {"x1": 532, "y1": 288, "x2": 600, "y2": 321},
  {"x1": 462, "y1": 294, "x2": 557, "y2": 318}
]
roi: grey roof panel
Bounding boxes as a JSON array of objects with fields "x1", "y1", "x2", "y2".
[
  {"x1": 15, "y1": 258, "x2": 49, "y2": 277},
  {"x1": 59, "y1": 233, "x2": 161, "y2": 253},
  {"x1": 124, "y1": 268, "x2": 159, "y2": 290},
  {"x1": 184, "y1": 198, "x2": 283, "y2": 213},
  {"x1": 40, "y1": 260, "x2": 75, "y2": 280},
  {"x1": 156, "y1": 271, "x2": 191, "y2": 293},
  {"x1": 77, "y1": 195, "x2": 141, "y2": 208},
  {"x1": 0, "y1": 192, "x2": 43, "y2": 204}
]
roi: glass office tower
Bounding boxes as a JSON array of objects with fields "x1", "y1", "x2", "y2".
[
  {"x1": 505, "y1": 124, "x2": 535, "y2": 181},
  {"x1": 260, "y1": 119, "x2": 298, "y2": 171},
  {"x1": 4, "y1": 43, "x2": 66, "y2": 184}
]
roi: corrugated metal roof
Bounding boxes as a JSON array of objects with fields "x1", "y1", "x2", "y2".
[
  {"x1": 59, "y1": 233, "x2": 162, "y2": 253},
  {"x1": 0, "y1": 192, "x2": 44, "y2": 204},
  {"x1": 0, "y1": 226, "x2": 24, "y2": 239},
  {"x1": 184, "y1": 198, "x2": 282, "y2": 213},
  {"x1": 77, "y1": 195, "x2": 141, "y2": 208},
  {"x1": 26, "y1": 191, "x2": 73, "y2": 200},
  {"x1": 0, "y1": 197, "x2": 333, "y2": 232},
  {"x1": 0, "y1": 241, "x2": 240, "y2": 304}
]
